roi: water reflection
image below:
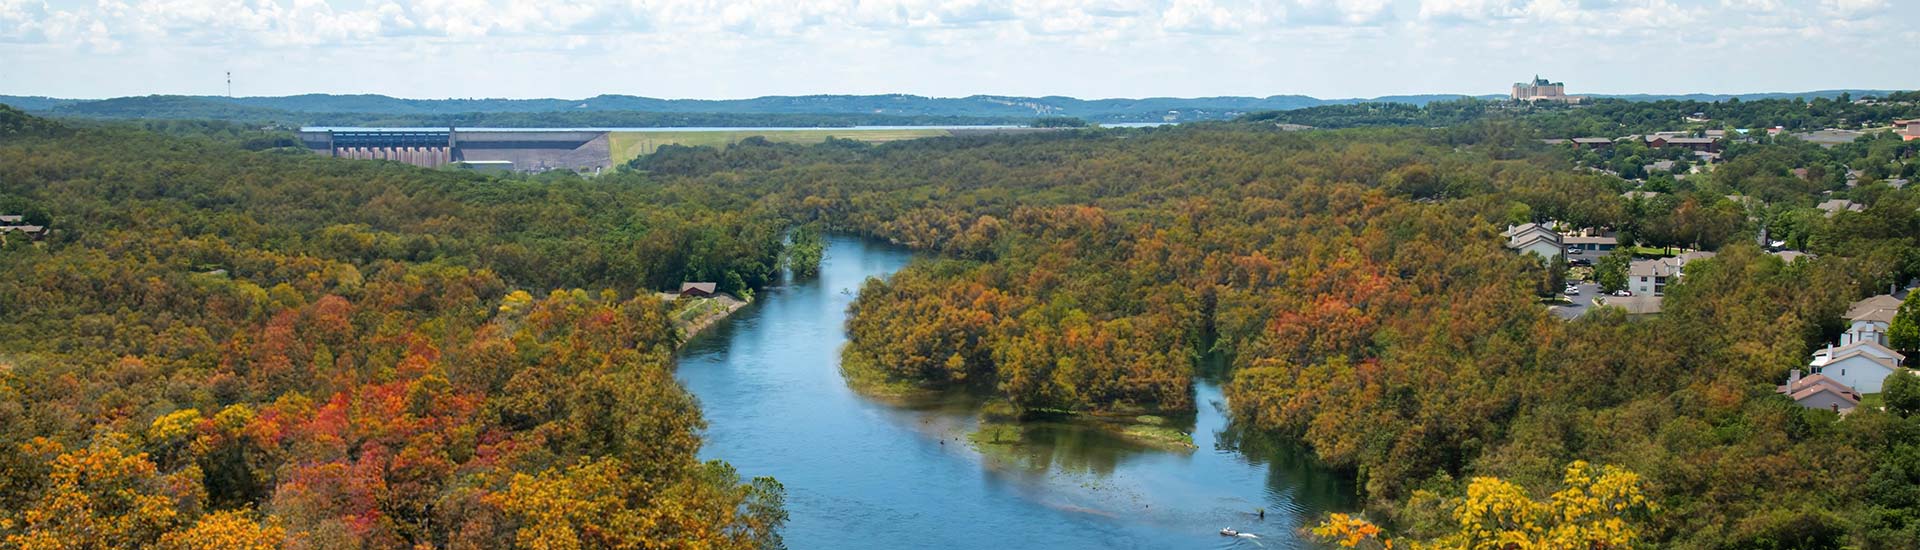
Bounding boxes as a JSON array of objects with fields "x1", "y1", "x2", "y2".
[{"x1": 676, "y1": 235, "x2": 1355, "y2": 549}]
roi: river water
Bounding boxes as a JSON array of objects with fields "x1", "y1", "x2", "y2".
[{"x1": 675, "y1": 235, "x2": 1354, "y2": 549}]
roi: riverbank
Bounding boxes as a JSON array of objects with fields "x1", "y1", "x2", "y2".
[
  {"x1": 842, "y1": 355, "x2": 1199, "y2": 450},
  {"x1": 661, "y1": 292, "x2": 750, "y2": 343},
  {"x1": 969, "y1": 400, "x2": 1198, "y2": 453}
]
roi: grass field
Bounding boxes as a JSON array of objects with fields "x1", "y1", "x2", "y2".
[{"x1": 609, "y1": 128, "x2": 954, "y2": 165}]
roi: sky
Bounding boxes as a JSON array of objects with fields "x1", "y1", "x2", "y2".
[{"x1": 1, "y1": 0, "x2": 1915, "y2": 100}]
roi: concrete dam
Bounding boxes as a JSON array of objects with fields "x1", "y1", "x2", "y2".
[{"x1": 298, "y1": 128, "x2": 614, "y2": 173}]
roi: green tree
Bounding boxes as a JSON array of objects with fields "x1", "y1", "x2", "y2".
[
  {"x1": 1892, "y1": 292, "x2": 1920, "y2": 353},
  {"x1": 1595, "y1": 248, "x2": 1632, "y2": 293},
  {"x1": 1885, "y1": 369, "x2": 1920, "y2": 417},
  {"x1": 784, "y1": 224, "x2": 826, "y2": 278},
  {"x1": 1543, "y1": 253, "x2": 1569, "y2": 297}
]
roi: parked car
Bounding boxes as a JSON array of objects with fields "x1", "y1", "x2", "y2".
[
  {"x1": 1565, "y1": 246, "x2": 1582, "y2": 255},
  {"x1": 1564, "y1": 286, "x2": 1580, "y2": 296},
  {"x1": 1613, "y1": 289, "x2": 1632, "y2": 297},
  {"x1": 1569, "y1": 258, "x2": 1592, "y2": 267}
]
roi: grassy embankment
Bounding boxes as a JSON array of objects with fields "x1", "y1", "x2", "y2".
[
  {"x1": 839, "y1": 354, "x2": 1197, "y2": 450},
  {"x1": 966, "y1": 400, "x2": 1198, "y2": 453},
  {"x1": 609, "y1": 128, "x2": 954, "y2": 164},
  {"x1": 665, "y1": 293, "x2": 750, "y2": 342}
]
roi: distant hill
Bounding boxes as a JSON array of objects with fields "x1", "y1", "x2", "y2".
[
  {"x1": 1585, "y1": 90, "x2": 1901, "y2": 102},
  {"x1": 0, "y1": 96, "x2": 79, "y2": 111},
  {"x1": 0, "y1": 90, "x2": 1905, "y2": 127}
]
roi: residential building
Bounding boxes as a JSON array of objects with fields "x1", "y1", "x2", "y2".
[
  {"x1": 0, "y1": 215, "x2": 20, "y2": 223},
  {"x1": 1842, "y1": 294, "x2": 1902, "y2": 347},
  {"x1": 1778, "y1": 370, "x2": 1860, "y2": 412},
  {"x1": 1503, "y1": 223, "x2": 1563, "y2": 259},
  {"x1": 1622, "y1": 190, "x2": 1663, "y2": 200},
  {"x1": 679, "y1": 282, "x2": 719, "y2": 297},
  {"x1": 1810, "y1": 340, "x2": 1904, "y2": 394},
  {"x1": 1646, "y1": 136, "x2": 1722, "y2": 152},
  {"x1": 1563, "y1": 233, "x2": 1617, "y2": 254},
  {"x1": 1772, "y1": 250, "x2": 1811, "y2": 263},
  {"x1": 1817, "y1": 199, "x2": 1864, "y2": 217},
  {"x1": 1628, "y1": 251, "x2": 1715, "y2": 297},
  {"x1": 1899, "y1": 120, "x2": 1920, "y2": 141},
  {"x1": 1570, "y1": 137, "x2": 1613, "y2": 150}
]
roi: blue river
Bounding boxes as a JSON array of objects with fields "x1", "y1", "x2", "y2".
[{"x1": 675, "y1": 235, "x2": 1353, "y2": 549}]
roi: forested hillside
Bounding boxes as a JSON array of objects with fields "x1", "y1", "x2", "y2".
[
  {"x1": 635, "y1": 122, "x2": 1920, "y2": 548},
  {"x1": 0, "y1": 108, "x2": 790, "y2": 548},
  {"x1": 8, "y1": 99, "x2": 1920, "y2": 548},
  {"x1": 1246, "y1": 91, "x2": 1920, "y2": 135}
]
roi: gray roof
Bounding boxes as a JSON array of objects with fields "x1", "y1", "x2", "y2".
[
  {"x1": 1508, "y1": 232, "x2": 1562, "y2": 251},
  {"x1": 1629, "y1": 252, "x2": 1716, "y2": 278},
  {"x1": 1816, "y1": 339, "x2": 1906, "y2": 362},
  {"x1": 1818, "y1": 199, "x2": 1865, "y2": 216},
  {"x1": 1597, "y1": 295, "x2": 1664, "y2": 315},
  {"x1": 1846, "y1": 295, "x2": 1903, "y2": 323},
  {"x1": 1657, "y1": 137, "x2": 1719, "y2": 144},
  {"x1": 1779, "y1": 373, "x2": 1859, "y2": 404}
]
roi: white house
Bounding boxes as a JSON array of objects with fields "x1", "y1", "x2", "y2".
[
  {"x1": 1504, "y1": 223, "x2": 1563, "y2": 260},
  {"x1": 1810, "y1": 340, "x2": 1905, "y2": 394},
  {"x1": 1628, "y1": 251, "x2": 1715, "y2": 297},
  {"x1": 1842, "y1": 294, "x2": 1902, "y2": 347}
]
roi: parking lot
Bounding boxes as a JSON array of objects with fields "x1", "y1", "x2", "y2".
[{"x1": 1551, "y1": 281, "x2": 1600, "y2": 319}]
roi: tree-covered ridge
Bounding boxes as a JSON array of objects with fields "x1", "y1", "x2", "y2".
[
  {"x1": 0, "y1": 105, "x2": 63, "y2": 138},
  {"x1": 1244, "y1": 92, "x2": 1920, "y2": 135},
  {"x1": 638, "y1": 121, "x2": 1920, "y2": 547},
  {"x1": 14, "y1": 94, "x2": 1026, "y2": 129},
  {"x1": 0, "y1": 116, "x2": 789, "y2": 547}
]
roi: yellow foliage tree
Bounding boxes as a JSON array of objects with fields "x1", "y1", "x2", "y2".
[
  {"x1": 1310, "y1": 461, "x2": 1655, "y2": 550},
  {"x1": 5, "y1": 440, "x2": 188, "y2": 550},
  {"x1": 159, "y1": 510, "x2": 285, "y2": 550}
]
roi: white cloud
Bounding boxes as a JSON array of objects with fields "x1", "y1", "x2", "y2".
[
  {"x1": 1823, "y1": 0, "x2": 1888, "y2": 19},
  {"x1": 1722, "y1": 0, "x2": 1784, "y2": 10},
  {"x1": 0, "y1": 0, "x2": 1913, "y2": 100},
  {"x1": 1417, "y1": 0, "x2": 1525, "y2": 20}
]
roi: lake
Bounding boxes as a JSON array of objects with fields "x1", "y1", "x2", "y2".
[{"x1": 675, "y1": 235, "x2": 1354, "y2": 549}]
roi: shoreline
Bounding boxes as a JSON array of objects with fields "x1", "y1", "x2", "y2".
[
  {"x1": 662, "y1": 292, "x2": 751, "y2": 344},
  {"x1": 840, "y1": 357, "x2": 1198, "y2": 451}
]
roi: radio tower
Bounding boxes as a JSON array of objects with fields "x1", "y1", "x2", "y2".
[{"x1": 226, "y1": 72, "x2": 232, "y2": 97}]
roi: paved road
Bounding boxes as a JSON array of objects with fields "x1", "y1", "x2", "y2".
[{"x1": 1550, "y1": 282, "x2": 1599, "y2": 320}]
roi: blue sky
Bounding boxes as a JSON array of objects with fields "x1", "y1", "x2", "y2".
[{"x1": 1, "y1": 0, "x2": 1914, "y2": 100}]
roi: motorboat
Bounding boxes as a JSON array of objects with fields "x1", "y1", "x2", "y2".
[{"x1": 1220, "y1": 528, "x2": 1239, "y2": 536}]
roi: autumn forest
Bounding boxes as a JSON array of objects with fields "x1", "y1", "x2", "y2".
[{"x1": 6, "y1": 99, "x2": 1920, "y2": 549}]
